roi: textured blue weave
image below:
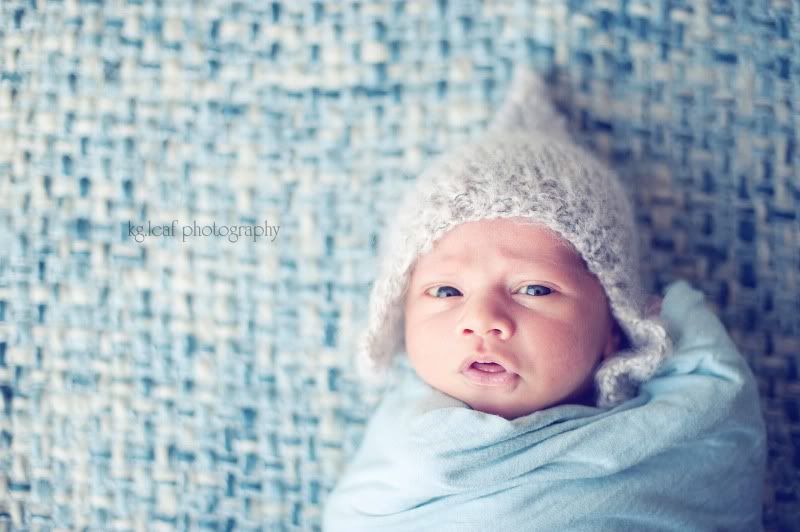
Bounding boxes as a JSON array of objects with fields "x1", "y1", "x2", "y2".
[{"x1": 0, "y1": 1, "x2": 797, "y2": 531}]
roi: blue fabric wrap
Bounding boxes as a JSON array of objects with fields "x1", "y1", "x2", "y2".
[{"x1": 323, "y1": 279, "x2": 767, "y2": 531}]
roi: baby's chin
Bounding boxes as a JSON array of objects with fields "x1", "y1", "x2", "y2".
[
  {"x1": 414, "y1": 370, "x2": 545, "y2": 419},
  {"x1": 460, "y1": 396, "x2": 543, "y2": 420},
  {"x1": 458, "y1": 384, "x2": 598, "y2": 420},
  {"x1": 411, "y1": 365, "x2": 596, "y2": 419}
]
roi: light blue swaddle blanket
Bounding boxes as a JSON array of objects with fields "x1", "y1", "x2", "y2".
[{"x1": 323, "y1": 280, "x2": 767, "y2": 531}]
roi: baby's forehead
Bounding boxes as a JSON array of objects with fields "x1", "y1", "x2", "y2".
[
  {"x1": 424, "y1": 224, "x2": 585, "y2": 266},
  {"x1": 423, "y1": 250, "x2": 588, "y2": 272},
  {"x1": 416, "y1": 240, "x2": 590, "y2": 280}
]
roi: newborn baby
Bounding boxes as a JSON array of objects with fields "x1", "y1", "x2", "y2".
[
  {"x1": 323, "y1": 66, "x2": 766, "y2": 531},
  {"x1": 355, "y1": 66, "x2": 673, "y2": 414},
  {"x1": 404, "y1": 216, "x2": 624, "y2": 420}
]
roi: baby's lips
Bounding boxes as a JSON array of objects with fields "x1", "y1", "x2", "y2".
[
  {"x1": 471, "y1": 361, "x2": 507, "y2": 373},
  {"x1": 462, "y1": 352, "x2": 518, "y2": 374}
]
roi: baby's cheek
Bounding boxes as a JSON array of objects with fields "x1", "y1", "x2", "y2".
[
  {"x1": 534, "y1": 332, "x2": 598, "y2": 373},
  {"x1": 406, "y1": 329, "x2": 440, "y2": 370},
  {"x1": 530, "y1": 320, "x2": 586, "y2": 354}
]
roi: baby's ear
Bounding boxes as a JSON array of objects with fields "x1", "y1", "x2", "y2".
[{"x1": 602, "y1": 320, "x2": 625, "y2": 359}]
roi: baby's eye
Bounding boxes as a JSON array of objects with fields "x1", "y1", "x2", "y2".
[
  {"x1": 517, "y1": 284, "x2": 553, "y2": 296},
  {"x1": 426, "y1": 286, "x2": 462, "y2": 298}
]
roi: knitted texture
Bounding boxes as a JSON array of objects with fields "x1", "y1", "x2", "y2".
[{"x1": 358, "y1": 66, "x2": 673, "y2": 408}]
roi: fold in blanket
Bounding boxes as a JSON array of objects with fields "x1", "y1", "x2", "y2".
[{"x1": 323, "y1": 279, "x2": 767, "y2": 532}]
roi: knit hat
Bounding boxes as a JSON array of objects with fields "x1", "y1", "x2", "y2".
[{"x1": 358, "y1": 65, "x2": 672, "y2": 408}]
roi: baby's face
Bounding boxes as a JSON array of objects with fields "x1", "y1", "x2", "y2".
[{"x1": 404, "y1": 217, "x2": 619, "y2": 420}]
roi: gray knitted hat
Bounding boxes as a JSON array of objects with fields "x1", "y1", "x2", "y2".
[{"x1": 358, "y1": 66, "x2": 672, "y2": 408}]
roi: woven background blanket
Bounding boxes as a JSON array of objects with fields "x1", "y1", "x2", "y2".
[{"x1": 0, "y1": 1, "x2": 797, "y2": 530}]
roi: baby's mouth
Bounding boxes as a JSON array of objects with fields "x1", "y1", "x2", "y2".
[
  {"x1": 462, "y1": 360, "x2": 519, "y2": 387},
  {"x1": 470, "y1": 362, "x2": 507, "y2": 373}
]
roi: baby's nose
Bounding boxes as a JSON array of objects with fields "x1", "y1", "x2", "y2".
[{"x1": 459, "y1": 294, "x2": 515, "y2": 340}]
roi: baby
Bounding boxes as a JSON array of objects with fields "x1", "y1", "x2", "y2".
[
  {"x1": 323, "y1": 66, "x2": 766, "y2": 531},
  {"x1": 356, "y1": 66, "x2": 673, "y2": 416}
]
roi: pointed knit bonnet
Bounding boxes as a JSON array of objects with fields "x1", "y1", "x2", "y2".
[{"x1": 357, "y1": 66, "x2": 672, "y2": 407}]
